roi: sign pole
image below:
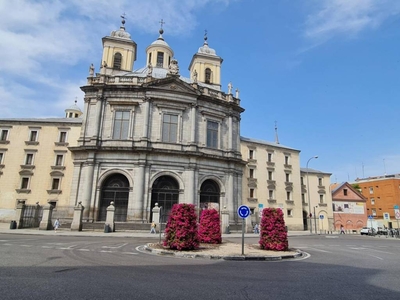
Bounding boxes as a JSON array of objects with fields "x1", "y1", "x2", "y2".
[
  {"x1": 241, "y1": 218, "x2": 245, "y2": 255},
  {"x1": 237, "y1": 205, "x2": 251, "y2": 256}
]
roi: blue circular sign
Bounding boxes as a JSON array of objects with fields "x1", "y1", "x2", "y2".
[{"x1": 237, "y1": 205, "x2": 251, "y2": 218}]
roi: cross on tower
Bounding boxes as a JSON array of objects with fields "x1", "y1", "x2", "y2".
[{"x1": 159, "y1": 19, "x2": 165, "y2": 28}]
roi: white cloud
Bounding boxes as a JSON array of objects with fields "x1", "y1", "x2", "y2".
[
  {"x1": 304, "y1": 0, "x2": 400, "y2": 42},
  {"x1": 0, "y1": 0, "x2": 237, "y2": 118}
]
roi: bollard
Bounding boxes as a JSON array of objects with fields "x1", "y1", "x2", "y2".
[{"x1": 104, "y1": 224, "x2": 110, "y2": 233}]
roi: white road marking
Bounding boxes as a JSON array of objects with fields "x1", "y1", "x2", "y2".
[
  {"x1": 308, "y1": 248, "x2": 331, "y2": 253},
  {"x1": 77, "y1": 249, "x2": 90, "y2": 252},
  {"x1": 20, "y1": 245, "x2": 32, "y2": 247},
  {"x1": 122, "y1": 252, "x2": 138, "y2": 255},
  {"x1": 102, "y1": 243, "x2": 128, "y2": 249},
  {"x1": 58, "y1": 245, "x2": 77, "y2": 250},
  {"x1": 3, "y1": 243, "x2": 13, "y2": 246},
  {"x1": 366, "y1": 254, "x2": 383, "y2": 260},
  {"x1": 100, "y1": 250, "x2": 113, "y2": 253},
  {"x1": 42, "y1": 246, "x2": 54, "y2": 248}
]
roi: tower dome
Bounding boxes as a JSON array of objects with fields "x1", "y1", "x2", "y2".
[
  {"x1": 145, "y1": 20, "x2": 174, "y2": 70},
  {"x1": 65, "y1": 100, "x2": 83, "y2": 119}
]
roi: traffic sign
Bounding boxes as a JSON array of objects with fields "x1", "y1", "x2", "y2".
[
  {"x1": 395, "y1": 209, "x2": 400, "y2": 220},
  {"x1": 319, "y1": 215, "x2": 324, "y2": 220},
  {"x1": 394, "y1": 205, "x2": 399, "y2": 209},
  {"x1": 237, "y1": 205, "x2": 251, "y2": 218},
  {"x1": 368, "y1": 215, "x2": 374, "y2": 220}
]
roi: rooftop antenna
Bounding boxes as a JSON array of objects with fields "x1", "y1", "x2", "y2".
[
  {"x1": 274, "y1": 121, "x2": 280, "y2": 144},
  {"x1": 362, "y1": 162, "x2": 365, "y2": 178},
  {"x1": 383, "y1": 159, "x2": 387, "y2": 176}
]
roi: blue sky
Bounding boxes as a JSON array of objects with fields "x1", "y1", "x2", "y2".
[{"x1": 1, "y1": 0, "x2": 400, "y2": 183}]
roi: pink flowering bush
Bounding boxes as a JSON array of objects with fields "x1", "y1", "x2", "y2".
[
  {"x1": 259, "y1": 208, "x2": 288, "y2": 251},
  {"x1": 163, "y1": 203, "x2": 200, "y2": 250},
  {"x1": 198, "y1": 209, "x2": 222, "y2": 244}
]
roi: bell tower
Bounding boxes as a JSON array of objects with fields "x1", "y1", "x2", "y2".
[
  {"x1": 101, "y1": 15, "x2": 137, "y2": 72},
  {"x1": 188, "y1": 32, "x2": 223, "y2": 90}
]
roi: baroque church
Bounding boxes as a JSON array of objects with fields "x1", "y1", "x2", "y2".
[
  {"x1": 0, "y1": 18, "x2": 334, "y2": 231},
  {"x1": 69, "y1": 18, "x2": 245, "y2": 223}
]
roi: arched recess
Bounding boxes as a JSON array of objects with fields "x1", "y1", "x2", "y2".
[
  {"x1": 113, "y1": 52, "x2": 122, "y2": 69},
  {"x1": 303, "y1": 210, "x2": 308, "y2": 231},
  {"x1": 150, "y1": 175, "x2": 180, "y2": 222},
  {"x1": 98, "y1": 173, "x2": 129, "y2": 222},
  {"x1": 200, "y1": 179, "x2": 221, "y2": 212}
]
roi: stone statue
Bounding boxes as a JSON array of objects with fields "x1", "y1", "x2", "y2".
[
  {"x1": 168, "y1": 58, "x2": 179, "y2": 75},
  {"x1": 193, "y1": 69, "x2": 198, "y2": 83},
  {"x1": 147, "y1": 63, "x2": 153, "y2": 76},
  {"x1": 235, "y1": 88, "x2": 240, "y2": 98},
  {"x1": 102, "y1": 61, "x2": 108, "y2": 68},
  {"x1": 228, "y1": 82, "x2": 232, "y2": 94},
  {"x1": 89, "y1": 63, "x2": 95, "y2": 77}
]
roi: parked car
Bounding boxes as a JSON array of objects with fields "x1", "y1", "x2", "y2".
[{"x1": 360, "y1": 227, "x2": 376, "y2": 235}]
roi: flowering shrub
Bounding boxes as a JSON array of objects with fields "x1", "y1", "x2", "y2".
[
  {"x1": 163, "y1": 203, "x2": 200, "y2": 250},
  {"x1": 259, "y1": 208, "x2": 288, "y2": 251},
  {"x1": 198, "y1": 209, "x2": 222, "y2": 244}
]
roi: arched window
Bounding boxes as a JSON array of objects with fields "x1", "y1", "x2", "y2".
[
  {"x1": 205, "y1": 68, "x2": 211, "y2": 84},
  {"x1": 113, "y1": 53, "x2": 122, "y2": 70}
]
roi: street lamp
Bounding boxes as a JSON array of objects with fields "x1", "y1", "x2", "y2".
[{"x1": 306, "y1": 156, "x2": 318, "y2": 233}]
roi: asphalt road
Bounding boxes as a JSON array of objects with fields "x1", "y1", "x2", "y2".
[{"x1": 0, "y1": 233, "x2": 399, "y2": 300}]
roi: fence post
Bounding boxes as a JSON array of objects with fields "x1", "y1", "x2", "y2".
[
  {"x1": 33, "y1": 202, "x2": 41, "y2": 227},
  {"x1": 15, "y1": 201, "x2": 26, "y2": 229},
  {"x1": 105, "y1": 201, "x2": 115, "y2": 232},
  {"x1": 71, "y1": 201, "x2": 85, "y2": 231},
  {"x1": 39, "y1": 205, "x2": 54, "y2": 230},
  {"x1": 152, "y1": 203, "x2": 160, "y2": 232},
  {"x1": 221, "y1": 206, "x2": 230, "y2": 234}
]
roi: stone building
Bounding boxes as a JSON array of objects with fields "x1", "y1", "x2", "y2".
[{"x1": 68, "y1": 18, "x2": 245, "y2": 223}]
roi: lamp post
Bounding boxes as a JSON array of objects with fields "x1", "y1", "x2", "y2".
[
  {"x1": 306, "y1": 156, "x2": 318, "y2": 233},
  {"x1": 314, "y1": 205, "x2": 318, "y2": 234}
]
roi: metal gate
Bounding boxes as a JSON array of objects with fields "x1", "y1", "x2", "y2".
[{"x1": 21, "y1": 205, "x2": 43, "y2": 228}]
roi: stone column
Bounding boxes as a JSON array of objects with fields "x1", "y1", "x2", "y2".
[
  {"x1": 221, "y1": 206, "x2": 230, "y2": 234},
  {"x1": 39, "y1": 205, "x2": 54, "y2": 230},
  {"x1": 82, "y1": 161, "x2": 95, "y2": 219},
  {"x1": 190, "y1": 104, "x2": 196, "y2": 144},
  {"x1": 228, "y1": 115, "x2": 233, "y2": 150},
  {"x1": 105, "y1": 201, "x2": 116, "y2": 232},
  {"x1": 132, "y1": 162, "x2": 145, "y2": 220},
  {"x1": 71, "y1": 201, "x2": 85, "y2": 231},
  {"x1": 152, "y1": 203, "x2": 161, "y2": 227},
  {"x1": 142, "y1": 99, "x2": 150, "y2": 139},
  {"x1": 15, "y1": 201, "x2": 25, "y2": 229},
  {"x1": 186, "y1": 165, "x2": 195, "y2": 205}
]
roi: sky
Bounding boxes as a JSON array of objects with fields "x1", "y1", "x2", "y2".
[{"x1": 1, "y1": 0, "x2": 400, "y2": 183}]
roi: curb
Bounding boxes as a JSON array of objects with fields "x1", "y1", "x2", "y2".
[{"x1": 144, "y1": 244, "x2": 304, "y2": 261}]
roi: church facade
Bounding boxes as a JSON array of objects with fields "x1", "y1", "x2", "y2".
[{"x1": 69, "y1": 19, "x2": 245, "y2": 223}]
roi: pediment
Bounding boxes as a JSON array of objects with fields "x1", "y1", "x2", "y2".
[{"x1": 144, "y1": 77, "x2": 200, "y2": 96}]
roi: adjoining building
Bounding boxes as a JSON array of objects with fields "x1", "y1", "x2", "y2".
[
  {"x1": 331, "y1": 182, "x2": 367, "y2": 231},
  {"x1": 0, "y1": 104, "x2": 82, "y2": 221},
  {"x1": 354, "y1": 174, "x2": 400, "y2": 229},
  {"x1": 300, "y1": 168, "x2": 333, "y2": 233}
]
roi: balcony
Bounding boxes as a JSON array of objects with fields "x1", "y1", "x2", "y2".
[
  {"x1": 247, "y1": 198, "x2": 258, "y2": 203},
  {"x1": 20, "y1": 165, "x2": 35, "y2": 170},
  {"x1": 284, "y1": 164, "x2": 292, "y2": 169},
  {"x1": 285, "y1": 200, "x2": 294, "y2": 205},
  {"x1": 267, "y1": 161, "x2": 275, "y2": 167},
  {"x1": 319, "y1": 203, "x2": 327, "y2": 207},
  {"x1": 267, "y1": 199, "x2": 277, "y2": 204},
  {"x1": 51, "y1": 166, "x2": 66, "y2": 171}
]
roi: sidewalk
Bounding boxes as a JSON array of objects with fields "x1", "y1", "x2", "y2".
[{"x1": 0, "y1": 222, "x2": 314, "y2": 239}]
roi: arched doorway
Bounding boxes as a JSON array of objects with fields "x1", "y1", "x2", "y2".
[
  {"x1": 98, "y1": 174, "x2": 129, "y2": 222},
  {"x1": 150, "y1": 176, "x2": 180, "y2": 222},
  {"x1": 200, "y1": 179, "x2": 220, "y2": 212}
]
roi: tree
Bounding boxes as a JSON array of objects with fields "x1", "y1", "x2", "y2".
[
  {"x1": 259, "y1": 208, "x2": 288, "y2": 251},
  {"x1": 198, "y1": 209, "x2": 222, "y2": 244},
  {"x1": 163, "y1": 203, "x2": 199, "y2": 250}
]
